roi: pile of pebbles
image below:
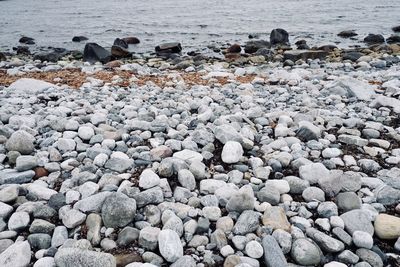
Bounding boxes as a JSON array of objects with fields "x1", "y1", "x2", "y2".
[{"x1": 0, "y1": 53, "x2": 400, "y2": 267}]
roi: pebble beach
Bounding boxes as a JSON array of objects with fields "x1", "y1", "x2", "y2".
[{"x1": 0, "y1": 26, "x2": 400, "y2": 267}]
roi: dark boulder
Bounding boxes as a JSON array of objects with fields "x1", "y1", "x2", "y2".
[
  {"x1": 113, "y1": 38, "x2": 129, "y2": 49},
  {"x1": 270, "y1": 28, "x2": 289, "y2": 46},
  {"x1": 338, "y1": 30, "x2": 358, "y2": 38},
  {"x1": 19, "y1": 36, "x2": 35, "y2": 45},
  {"x1": 248, "y1": 34, "x2": 259, "y2": 39},
  {"x1": 0, "y1": 52, "x2": 5, "y2": 61},
  {"x1": 227, "y1": 44, "x2": 241, "y2": 53},
  {"x1": 155, "y1": 42, "x2": 182, "y2": 55},
  {"x1": 392, "y1": 26, "x2": 400, "y2": 32},
  {"x1": 83, "y1": 43, "x2": 112, "y2": 64},
  {"x1": 364, "y1": 34, "x2": 385, "y2": 44},
  {"x1": 244, "y1": 40, "x2": 270, "y2": 54},
  {"x1": 72, "y1": 36, "x2": 88, "y2": 42},
  {"x1": 14, "y1": 46, "x2": 31, "y2": 55},
  {"x1": 34, "y1": 52, "x2": 63, "y2": 62},
  {"x1": 342, "y1": 51, "x2": 364, "y2": 62},
  {"x1": 295, "y1": 40, "x2": 310, "y2": 49},
  {"x1": 387, "y1": 35, "x2": 400, "y2": 44},
  {"x1": 318, "y1": 44, "x2": 338, "y2": 52},
  {"x1": 283, "y1": 50, "x2": 328, "y2": 61},
  {"x1": 254, "y1": 47, "x2": 272, "y2": 58},
  {"x1": 122, "y1": 37, "x2": 140, "y2": 44},
  {"x1": 111, "y1": 45, "x2": 130, "y2": 58}
]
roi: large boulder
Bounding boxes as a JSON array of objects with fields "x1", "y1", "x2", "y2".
[
  {"x1": 83, "y1": 43, "x2": 111, "y2": 64},
  {"x1": 270, "y1": 28, "x2": 289, "y2": 46},
  {"x1": 0, "y1": 241, "x2": 31, "y2": 267},
  {"x1": 244, "y1": 40, "x2": 271, "y2": 54},
  {"x1": 155, "y1": 42, "x2": 182, "y2": 55},
  {"x1": 364, "y1": 34, "x2": 385, "y2": 44}
]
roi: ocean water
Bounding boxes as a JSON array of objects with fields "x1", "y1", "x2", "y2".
[{"x1": 0, "y1": 0, "x2": 399, "y2": 53}]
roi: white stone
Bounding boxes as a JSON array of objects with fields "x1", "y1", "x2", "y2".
[
  {"x1": 245, "y1": 240, "x2": 263, "y2": 258},
  {"x1": 139, "y1": 169, "x2": 161, "y2": 189},
  {"x1": 221, "y1": 141, "x2": 243, "y2": 164},
  {"x1": 158, "y1": 229, "x2": 183, "y2": 263}
]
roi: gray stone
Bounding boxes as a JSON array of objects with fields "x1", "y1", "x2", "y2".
[
  {"x1": 170, "y1": 255, "x2": 196, "y2": 267},
  {"x1": 16, "y1": 155, "x2": 38, "y2": 171},
  {"x1": 5, "y1": 130, "x2": 35, "y2": 154},
  {"x1": 317, "y1": 201, "x2": 338, "y2": 218},
  {"x1": 54, "y1": 248, "x2": 116, "y2": 267},
  {"x1": 177, "y1": 169, "x2": 196, "y2": 191},
  {"x1": 0, "y1": 241, "x2": 31, "y2": 267},
  {"x1": 291, "y1": 238, "x2": 321, "y2": 266},
  {"x1": 117, "y1": 227, "x2": 140, "y2": 246},
  {"x1": 306, "y1": 228, "x2": 345, "y2": 253},
  {"x1": 284, "y1": 176, "x2": 310, "y2": 194},
  {"x1": 302, "y1": 186, "x2": 325, "y2": 202},
  {"x1": 86, "y1": 213, "x2": 102, "y2": 246},
  {"x1": 101, "y1": 192, "x2": 136, "y2": 228},
  {"x1": 296, "y1": 121, "x2": 321, "y2": 141},
  {"x1": 256, "y1": 186, "x2": 280, "y2": 205},
  {"x1": 356, "y1": 248, "x2": 383, "y2": 267},
  {"x1": 332, "y1": 227, "x2": 353, "y2": 246},
  {"x1": 104, "y1": 157, "x2": 133, "y2": 173},
  {"x1": 0, "y1": 185, "x2": 19, "y2": 203},
  {"x1": 52, "y1": 226, "x2": 68, "y2": 247},
  {"x1": 262, "y1": 235, "x2": 288, "y2": 267},
  {"x1": 139, "y1": 169, "x2": 160, "y2": 189},
  {"x1": 0, "y1": 169, "x2": 35, "y2": 185},
  {"x1": 214, "y1": 124, "x2": 242, "y2": 144},
  {"x1": 340, "y1": 209, "x2": 374, "y2": 235},
  {"x1": 353, "y1": 231, "x2": 373, "y2": 249},
  {"x1": 139, "y1": 226, "x2": 160, "y2": 250},
  {"x1": 61, "y1": 208, "x2": 86, "y2": 229},
  {"x1": 226, "y1": 184, "x2": 254, "y2": 213},
  {"x1": 33, "y1": 257, "x2": 56, "y2": 267},
  {"x1": 299, "y1": 163, "x2": 329, "y2": 184},
  {"x1": 338, "y1": 250, "x2": 360, "y2": 264},
  {"x1": 8, "y1": 211, "x2": 30, "y2": 231},
  {"x1": 232, "y1": 210, "x2": 260, "y2": 235},
  {"x1": 0, "y1": 239, "x2": 13, "y2": 254},
  {"x1": 29, "y1": 219, "x2": 55, "y2": 234},
  {"x1": 245, "y1": 240, "x2": 263, "y2": 259},
  {"x1": 158, "y1": 229, "x2": 183, "y2": 263},
  {"x1": 28, "y1": 233, "x2": 52, "y2": 250},
  {"x1": 133, "y1": 186, "x2": 164, "y2": 208},
  {"x1": 73, "y1": 192, "x2": 113, "y2": 213},
  {"x1": 337, "y1": 192, "x2": 362, "y2": 212}
]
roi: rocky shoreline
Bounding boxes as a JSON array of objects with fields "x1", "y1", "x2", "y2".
[{"x1": 0, "y1": 29, "x2": 400, "y2": 267}]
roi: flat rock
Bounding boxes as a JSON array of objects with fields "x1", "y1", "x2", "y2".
[
  {"x1": 54, "y1": 248, "x2": 116, "y2": 267},
  {"x1": 340, "y1": 209, "x2": 374, "y2": 235},
  {"x1": 262, "y1": 235, "x2": 287, "y2": 267},
  {"x1": 0, "y1": 241, "x2": 31, "y2": 267},
  {"x1": 8, "y1": 78, "x2": 58, "y2": 95}
]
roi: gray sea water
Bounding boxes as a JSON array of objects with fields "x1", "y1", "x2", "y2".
[{"x1": 0, "y1": 0, "x2": 399, "y2": 53}]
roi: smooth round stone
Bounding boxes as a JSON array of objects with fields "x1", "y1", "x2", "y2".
[
  {"x1": 245, "y1": 240, "x2": 263, "y2": 259},
  {"x1": 78, "y1": 126, "x2": 95, "y2": 141},
  {"x1": 291, "y1": 238, "x2": 321, "y2": 266},
  {"x1": 220, "y1": 245, "x2": 235, "y2": 257},
  {"x1": 302, "y1": 186, "x2": 325, "y2": 202},
  {"x1": 5, "y1": 130, "x2": 35, "y2": 155},
  {"x1": 139, "y1": 169, "x2": 160, "y2": 189},
  {"x1": 352, "y1": 231, "x2": 373, "y2": 249},
  {"x1": 374, "y1": 214, "x2": 400, "y2": 239},
  {"x1": 8, "y1": 211, "x2": 30, "y2": 231}
]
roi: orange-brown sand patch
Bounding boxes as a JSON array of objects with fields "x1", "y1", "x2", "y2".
[{"x1": 0, "y1": 69, "x2": 257, "y2": 89}]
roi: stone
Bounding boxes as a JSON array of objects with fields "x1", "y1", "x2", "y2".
[
  {"x1": 338, "y1": 30, "x2": 358, "y2": 38},
  {"x1": 170, "y1": 255, "x2": 196, "y2": 267},
  {"x1": 7, "y1": 79, "x2": 58, "y2": 95},
  {"x1": 353, "y1": 231, "x2": 373, "y2": 249},
  {"x1": 337, "y1": 192, "x2": 361, "y2": 212},
  {"x1": 54, "y1": 248, "x2": 116, "y2": 267},
  {"x1": 302, "y1": 186, "x2": 325, "y2": 202},
  {"x1": 262, "y1": 235, "x2": 288, "y2": 267},
  {"x1": 364, "y1": 34, "x2": 385, "y2": 44},
  {"x1": 61, "y1": 209, "x2": 86, "y2": 229},
  {"x1": 16, "y1": 155, "x2": 38, "y2": 171},
  {"x1": 221, "y1": 141, "x2": 243, "y2": 164},
  {"x1": 256, "y1": 186, "x2": 280, "y2": 205},
  {"x1": 83, "y1": 43, "x2": 112, "y2": 64},
  {"x1": 0, "y1": 185, "x2": 19, "y2": 203},
  {"x1": 226, "y1": 184, "x2": 254, "y2": 213},
  {"x1": 133, "y1": 186, "x2": 164, "y2": 208},
  {"x1": 5, "y1": 130, "x2": 35, "y2": 154},
  {"x1": 270, "y1": 28, "x2": 289, "y2": 46},
  {"x1": 139, "y1": 169, "x2": 160, "y2": 189},
  {"x1": 177, "y1": 169, "x2": 196, "y2": 191},
  {"x1": 73, "y1": 192, "x2": 113, "y2": 213},
  {"x1": 340, "y1": 209, "x2": 374, "y2": 235},
  {"x1": 232, "y1": 210, "x2": 260, "y2": 235},
  {"x1": 158, "y1": 229, "x2": 183, "y2": 263},
  {"x1": 139, "y1": 226, "x2": 160, "y2": 250},
  {"x1": 291, "y1": 238, "x2": 321, "y2": 266},
  {"x1": 356, "y1": 248, "x2": 383, "y2": 267},
  {"x1": 122, "y1": 37, "x2": 140, "y2": 44},
  {"x1": 262, "y1": 206, "x2": 290, "y2": 232},
  {"x1": 306, "y1": 228, "x2": 345, "y2": 253},
  {"x1": 101, "y1": 193, "x2": 137, "y2": 228},
  {"x1": 27, "y1": 233, "x2": 52, "y2": 250},
  {"x1": 299, "y1": 163, "x2": 329, "y2": 184},
  {"x1": 8, "y1": 211, "x2": 30, "y2": 231},
  {"x1": 86, "y1": 213, "x2": 102, "y2": 246},
  {"x1": 155, "y1": 42, "x2": 182, "y2": 55},
  {"x1": 374, "y1": 214, "x2": 400, "y2": 239},
  {"x1": 0, "y1": 241, "x2": 31, "y2": 267},
  {"x1": 245, "y1": 240, "x2": 263, "y2": 258},
  {"x1": 78, "y1": 126, "x2": 95, "y2": 141},
  {"x1": 283, "y1": 50, "x2": 328, "y2": 61},
  {"x1": 29, "y1": 219, "x2": 55, "y2": 234},
  {"x1": 117, "y1": 227, "x2": 140, "y2": 246},
  {"x1": 72, "y1": 36, "x2": 88, "y2": 42},
  {"x1": 52, "y1": 226, "x2": 68, "y2": 247},
  {"x1": 296, "y1": 121, "x2": 321, "y2": 141}
]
